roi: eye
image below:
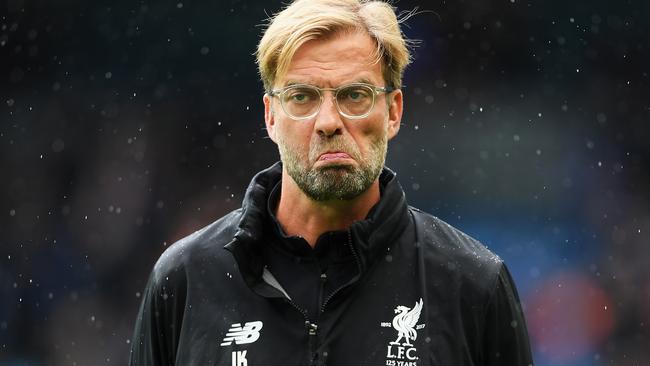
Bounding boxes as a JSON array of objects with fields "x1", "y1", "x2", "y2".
[
  {"x1": 339, "y1": 86, "x2": 371, "y2": 103},
  {"x1": 286, "y1": 88, "x2": 317, "y2": 104},
  {"x1": 292, "y1": 93, "x2": 308, "y2": 102},
  {"x1": 348, "y1": 91, "x2": 362, "y2": 100}
]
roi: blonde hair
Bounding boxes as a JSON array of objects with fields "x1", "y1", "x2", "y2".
[{"x1": 256, "y1": 0, "x2": 413, "y2": 93}]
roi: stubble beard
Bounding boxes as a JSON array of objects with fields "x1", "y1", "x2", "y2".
[{"x1": 277, "y1": 132, "x2": 387, "y2": 202}]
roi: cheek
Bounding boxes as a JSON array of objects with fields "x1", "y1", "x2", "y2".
[
  {"x1": 354, "y1": 115, "x2": 389, "y2": 146},
  {"x1": 277, "y1": 121, "x2": 312, "y2": 150}
]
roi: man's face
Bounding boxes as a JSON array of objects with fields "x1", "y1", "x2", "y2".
[{"x1": 263, "y1": 31, "x2": 403, "y2": 201}]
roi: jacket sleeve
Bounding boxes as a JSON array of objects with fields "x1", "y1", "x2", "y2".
[
  {"x1": 482, "y1": 263, "x2": 534, "y2": 366},
  {"x1": 129, "y1": 262, "x2": 188, "y2": 366}
]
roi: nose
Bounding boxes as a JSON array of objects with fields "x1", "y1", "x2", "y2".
[{"x1": 313, "y1": 93, "x2": 344, "y2": 138}]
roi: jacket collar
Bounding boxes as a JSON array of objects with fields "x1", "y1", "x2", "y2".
[{"x1": 226, "y1": 161, "x2": 411, "y2": 284}]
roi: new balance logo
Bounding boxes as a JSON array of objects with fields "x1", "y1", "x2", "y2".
[{"x1": 220, "y1": 321, "x2": 264, "y2": 346}]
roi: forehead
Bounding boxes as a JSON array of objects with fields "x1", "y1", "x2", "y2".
[{"x1": 279, "y1": 31, "x2": 383, "y2": 87}]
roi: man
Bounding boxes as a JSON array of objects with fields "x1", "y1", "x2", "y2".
[{"x1": 130, "y1": 0, "x2": 533, "y2": 365}]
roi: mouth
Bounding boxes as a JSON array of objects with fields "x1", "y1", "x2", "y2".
[{"x1": 318, "y1": 151, "x2": 353, "y2": 161}]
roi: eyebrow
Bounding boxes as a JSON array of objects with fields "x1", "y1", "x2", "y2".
[{"x1": 283, "y1": 77, "x2": 376, "y2": 88}]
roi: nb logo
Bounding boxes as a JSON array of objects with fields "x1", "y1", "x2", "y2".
[{"x1": 220, "y1": 321, "x2": 264, "y2": 346}]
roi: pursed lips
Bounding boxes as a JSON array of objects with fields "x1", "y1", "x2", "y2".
[{"x1": 318, "y1": 151, "x2": 352, "y2": 161}]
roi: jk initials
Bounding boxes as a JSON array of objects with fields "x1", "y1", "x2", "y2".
[{"x1": 232, "y1": 351, "x2": 248, "y2": 366}]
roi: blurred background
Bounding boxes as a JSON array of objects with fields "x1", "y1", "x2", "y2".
[{"x1": 1, "y1": 0, "x2": 648, "y2": 365}]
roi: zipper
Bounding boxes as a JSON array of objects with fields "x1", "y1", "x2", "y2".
[
  {"x1": 282, "y1": 294, "x2": 320, "y2": 365},
  {"x1": 319, "y1": 229, "x2": 362, "y2": 314},
  {"x1": 266, "y1": 231, "x2": 360, "y2": 365},
  {"x1": 263, "y1": 263, "x2": 323, "y2": 364},
  {"x1": 317, "y1": 272, "x2": 327, "y2": 315},
  {"x1": 306, "y1": 321, "x2": 319, "y2": 365}
]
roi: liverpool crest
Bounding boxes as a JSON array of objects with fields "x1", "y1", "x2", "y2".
[{"x1": 381, "y1": 298, "x2": 425, "y2": 366}]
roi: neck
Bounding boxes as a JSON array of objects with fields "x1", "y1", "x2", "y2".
[{"x1": 275, "y1": 169, "x2": 381, "y2": 247}]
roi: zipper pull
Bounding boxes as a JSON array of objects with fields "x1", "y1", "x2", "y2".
[{"x1": 305, "y1": 321, "x2": 318, "y2": 336}]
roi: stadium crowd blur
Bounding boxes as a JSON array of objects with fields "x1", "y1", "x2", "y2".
[{"x1": 1, "y1": 1, "x2": 649, "y2": 365}]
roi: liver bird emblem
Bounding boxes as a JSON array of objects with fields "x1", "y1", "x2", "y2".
[{"x1": 390, "y1": 298, "x2": 423, "y2": 346}]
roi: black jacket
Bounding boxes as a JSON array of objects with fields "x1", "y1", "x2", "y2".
[{"x1": 130, "y1": 162, "x2": 533, "y2": 366}]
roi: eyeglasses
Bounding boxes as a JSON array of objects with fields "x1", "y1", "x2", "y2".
[{"x1": 268, "y1": 82, "x2": 395, "y2": 120}]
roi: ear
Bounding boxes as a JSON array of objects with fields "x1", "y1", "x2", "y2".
[
  {"x1": 263, "y1": 94, "x2": 277, "y2": 143},
  {"x1": 386, "y1": 89, "x2": 403, "y2": 140}
]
